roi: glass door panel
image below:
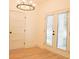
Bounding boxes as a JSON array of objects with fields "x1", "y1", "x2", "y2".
[
  {"x1": 57, "y1": 13, "x2": 67, "y2": 50},
  {"x1": 46, "y1": 16, "x2": 53, "y2": 46}
]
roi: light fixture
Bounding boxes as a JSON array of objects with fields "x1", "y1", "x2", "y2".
[{"x1": 16, "y1": 0, "x2": 35, "y2": 11}]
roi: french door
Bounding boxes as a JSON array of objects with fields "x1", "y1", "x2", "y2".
[
  {"x1": 46, "y1": 15, "x2": 54, "y2": 47},
  {"x1": 57, "y1": 12, "x2": 67, "y2": 50},
  {"x1": 45, "y1": 12, "x2": 68, "y2": 51},
  {"x1": 9, "y1": 11, "x2": 25, "y2": 50}
]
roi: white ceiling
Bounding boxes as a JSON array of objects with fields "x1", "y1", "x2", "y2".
[{"x1": 9, "y1": 0, "x2": 69, "y2": 14}]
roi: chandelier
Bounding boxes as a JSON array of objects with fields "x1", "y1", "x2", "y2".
[{"x1": 16, "y1": 0, "x2": 36, "y2": 11}]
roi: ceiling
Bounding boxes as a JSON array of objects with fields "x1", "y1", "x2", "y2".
[{"x1": 9, "y1": 0, "x2": 69, "y2": 14}]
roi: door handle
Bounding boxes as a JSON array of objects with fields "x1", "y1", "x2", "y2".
[
  {"x1": 53, "y1": 30, "x2": 55, "y2": 35},
  {"x1": 52, "y1": 33, "x2": 55, "y2": 35},
  {"x1": 9, "y1": 32, "x2": 12, "y2": 34}
]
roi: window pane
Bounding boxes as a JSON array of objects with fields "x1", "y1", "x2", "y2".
[
  {"x1": 57, "y1": 13, "x2": 67, "y2": 50},
  {"x1": 46, "y1": 16, "x2": 53, "y2": 46}
]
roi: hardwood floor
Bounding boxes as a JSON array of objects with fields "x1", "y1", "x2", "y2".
[{"x1": 10, "y1": 47, "x2": 69, "y2": 59}]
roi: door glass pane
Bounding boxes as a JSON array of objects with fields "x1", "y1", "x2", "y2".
[
  {"x1": 57, "y1": 13, "x2": 67, "y2": 50},
  {"x1": 46, "y1": 16, "x2": 53, "y2": 46}
]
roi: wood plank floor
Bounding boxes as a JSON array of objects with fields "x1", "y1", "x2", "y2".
[{"x1": 10, "y1": 47, "x2": 69, "y2": 59}]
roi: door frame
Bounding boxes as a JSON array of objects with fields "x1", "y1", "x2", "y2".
[{"x1": 44, "y1": 10, "x2": 70, "y2": 50}]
